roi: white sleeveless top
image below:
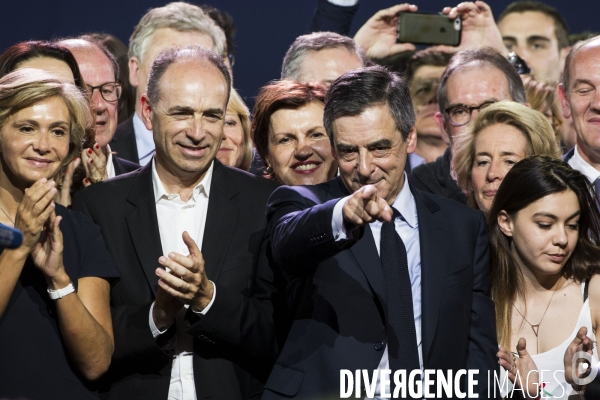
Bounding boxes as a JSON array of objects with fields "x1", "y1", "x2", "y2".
[{"x1": 500, "y1": 283, "x2": 598, "y2": 399}]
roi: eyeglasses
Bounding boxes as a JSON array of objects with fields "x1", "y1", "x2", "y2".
[
  {"x1": 444, "y1": 100, "x2": 496, "y2": 127},
  {"x1": 86, "y1": 82, "x2": 122, "y2": 102}
]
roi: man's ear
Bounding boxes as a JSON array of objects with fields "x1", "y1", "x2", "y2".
[
  {"x1": 497, "y1": 210, "x2": 514, "y2": 237},
  {"x1": 129, "y1": 57, "x2": 140, "y2": 88},
  {"x1": 140, "y1": 94, "x2": 154, "y2": 131},
  {"x1": 406, "y1": 126, "x2": 417, "y2": 154},
  {"x1": 435, "y1": 111, "x2": 450, "y2": 145},
  {"x1": 558, "y1": 83, "x2": 572, "y2": 119}
]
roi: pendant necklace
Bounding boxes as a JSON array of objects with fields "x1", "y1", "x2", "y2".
[{"x1": 513, "y1": 282, "x2": 560, "y2": 354}]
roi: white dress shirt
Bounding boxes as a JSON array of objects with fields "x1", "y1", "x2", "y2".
[
  {"x1": 568, "y1": 145, "x2": 600, "y2": 184},
  {"x1": 105, "y1": 144, "x2": 116, "y2": 179},
  {"x1": 148, "y1": 159, "x2": 216, "y2": 400},
  {"x1": 332, "y1": 174, "x2": 422, "y2": 398},
  {"x1": 132, "y1": 112, "x2": 156, "y2": 166}
]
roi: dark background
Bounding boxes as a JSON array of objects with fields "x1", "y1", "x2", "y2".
[{"x1": 1, "y1": 0, "x2": 596, "y2": 103}]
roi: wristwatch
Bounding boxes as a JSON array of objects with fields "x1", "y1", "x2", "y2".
[{"x1": 47, "y1": 282, "x2": 75, "y2": 300}]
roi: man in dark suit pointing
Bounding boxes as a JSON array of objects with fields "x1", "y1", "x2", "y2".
[
  {"x1": 263, "y1": 66, "x2": 498, "y2": 399},
  {"x1": 73, "y1": 45, "x2": 278, "y2": 399}
]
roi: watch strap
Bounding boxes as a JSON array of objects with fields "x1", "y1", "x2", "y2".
[{"x1": 47, "y1": 281, "x2": 75, "y2": 300}]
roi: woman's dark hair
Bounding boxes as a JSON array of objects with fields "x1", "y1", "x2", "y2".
[
  {"x1": 251, "y1": 79, "x2": 326, "y2": 179},
  {"x1": 489, "y1": 155, "x2": 600, "y2": 347},
  {"x1": 0, "y1": 41, "x2": 85, "y2": 90}
]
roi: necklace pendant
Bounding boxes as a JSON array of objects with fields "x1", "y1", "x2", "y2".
[{"x1": 531, "y1": 324, "x2": 540, "y2": 337}]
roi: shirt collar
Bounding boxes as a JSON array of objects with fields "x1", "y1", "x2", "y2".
[
  {"x1": 105, "y1": 144, "x2": 115, "y2": 179},
  {"x1": 570, "y1": 145, "x2": 600, "y2": 183},
  {"x1": 390, "y1": 172, "x2": 418, "y2": 228},
  {"x1": 151, "y1": 158, "x2": 213, "y2": 203}
]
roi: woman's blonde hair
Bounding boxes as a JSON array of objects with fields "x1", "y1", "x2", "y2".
[
  {"x1": 226, "y1": 88, "x2": 252, "y2": 171},
  {"x1": 522, "y1": 75, "x2": 563, "y2": 140},
  {"x1": 0, "y1": 69, "x2": 91, "y2": 168},
  {"x1": 452, "y1": 101, "x2": 561, "y2": 209}
]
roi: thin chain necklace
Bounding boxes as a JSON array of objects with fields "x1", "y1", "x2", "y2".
[
  {"x1": 513, "y1": 281, "x2": 561, "y2": 354},
  {"x1": 0, "y1": 203, "x2": 15, "y2": 226}
]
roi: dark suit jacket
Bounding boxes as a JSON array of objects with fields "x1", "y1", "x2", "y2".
[
  {"x1": 113, "y1": 155, "x2": 139, "y2": 176},
  {"x1": 563, "y1": 147, "x2": 575, "y2": 163},
  {"x1": 309, "y1": 0, "x2": 359, "y2": 35},
  {"x1": 408, "y1": 146, "x2": 468, "y2": 204},
  {"x1": 263, "y1": 177, "x2": 498, "y2": 399},
  {"x1": 110, "y1": 115, "x2": 139, "y2": 164},
  {"x1": 72, "y1": 160, "x2": 280, "y2": 400}
]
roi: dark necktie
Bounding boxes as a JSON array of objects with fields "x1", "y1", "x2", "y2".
[
  {"x1": 380, "y1": 208, "x2": 420, "y2": 375},
  {"x1": 594, "y1": 178, "x2": 600, "y2": 204}
]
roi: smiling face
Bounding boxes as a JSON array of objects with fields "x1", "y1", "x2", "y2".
[
  {"x1": 141, "y1": 59, "x2": 228, "y2": 183},
  {"x1": 0, "y1": 97, "x2": 71, "y2": 189},
  {"x1": 217, "y1": 111, "x2": 245, "y2": 168},
  {"x1": 470, "y1": 124, "x2": 528, "y2": 215},
  {"x1": 499, "y1": 189, "x2": 580, "y2": 278},
  {"x1": 333, "y1": 104, "x2": 416, "y2": 205},
  {"x1": 560, "y1": 41, "x2": 600, "y2": 165},
  {"x1": 266, "y1": 102, "x2": 336, "y2": 186}
]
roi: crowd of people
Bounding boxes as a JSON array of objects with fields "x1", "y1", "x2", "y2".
[{"x1": 1, "y1": 0, "x2": 600, "y2": 399}]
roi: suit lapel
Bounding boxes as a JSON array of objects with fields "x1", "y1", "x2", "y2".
[
  {"x1": 413, "y1": 189, "x2": 449, "y2": 365},
  {"x1": 125, "y1": 164, "x2": 163, "y2": 296},
  {"x1": 112, "y1": 156, "x2": 122, "y2": 175},
  {"x1": 349, "y1": 227, "x2": 387, "y2": 309},
  {"x1": 201, "y1": 161, "x2": 239, "y2": 282},
  {"x1": 563, "y1": 147, "x2": 575, "y2": 162},
  {"x1": 327, "y1": 177, "x2": 387, "y2": 311}
]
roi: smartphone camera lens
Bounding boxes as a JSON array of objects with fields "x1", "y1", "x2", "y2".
[{"x1": 454, "y1": 18, "x2": 461, "y2": 30}]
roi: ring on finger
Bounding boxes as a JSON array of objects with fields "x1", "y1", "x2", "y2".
[
  {"x1": 185, "y1": 283, "x2": 190, "y2": 293},
  {"x1": 89, "y1": 176, "x2": 103, "y2": 184}
]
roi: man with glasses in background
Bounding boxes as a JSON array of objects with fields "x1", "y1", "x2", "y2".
[
  {"x1": 408, "y1": 47, "x2": 527, "y2": 204},
  {"x1": 60, "y1": 37, "x2": 140, "y2": 181},
  {"x1": 109, "y1": 2, "x2": 226, "y2": 166}
]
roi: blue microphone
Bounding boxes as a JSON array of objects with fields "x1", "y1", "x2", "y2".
[{"x1": 0, "y1": 223, "x2": 23, "y2": 249}]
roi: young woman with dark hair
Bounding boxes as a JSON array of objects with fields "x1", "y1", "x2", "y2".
[{"x1": 490, "y1": 155, "x2": 600, "y2": 398}]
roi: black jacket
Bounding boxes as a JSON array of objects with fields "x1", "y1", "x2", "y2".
[
  {"x1": 72, "y1": 160, "x2": 280, "y2": 400},
  {"x1": 408, "y1": 147, "x2": 467, "y2": 204},
  {"x1": 263, "y1": 177, "x2": 498, "y2": 399}
]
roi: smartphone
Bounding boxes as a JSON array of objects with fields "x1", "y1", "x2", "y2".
[{"x1": 397, "y1": 12, "x2": 461, "y2": 46}]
